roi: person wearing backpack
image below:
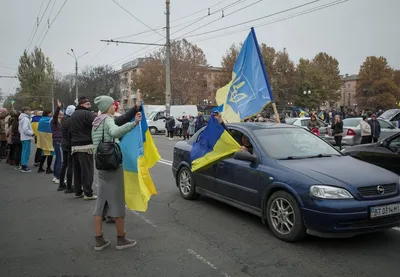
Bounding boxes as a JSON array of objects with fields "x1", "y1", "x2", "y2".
[{"x1": 91, "y1": 95, "x2": 142, "y2": 251}]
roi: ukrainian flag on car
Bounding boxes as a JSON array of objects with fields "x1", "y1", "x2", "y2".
[
  {"x1": 31, "y1": 115, "x2": 42, "y2": 138},
  {"x1": 191, "y1": 116, "x2": 240, "y2": 172},
  {"x1": 120, "y1": 106, "x2": 160, "y2": 212},
  {"x1": 215, "y1": 28, "x2": 273, "y2": 122},
  {"x1": 37, "y1": 116, "x2": 54, "y2": 156}
]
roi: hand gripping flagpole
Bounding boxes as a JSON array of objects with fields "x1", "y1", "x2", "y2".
[{"x1": 250, "y1": 27, "x2": 280, "y2": 123}]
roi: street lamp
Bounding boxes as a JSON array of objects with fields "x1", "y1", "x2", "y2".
[
  {"x1": 67, "y1": 49, "x2": 89, "y2": 104},
  {"x1": 303, "y1": 90, "x2": 311, "y2": 95}
]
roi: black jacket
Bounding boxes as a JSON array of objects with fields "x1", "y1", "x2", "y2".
[
  {"x1": 331, "y1": 121, "x2": 344, "y2": 135},
  {"x1": 69, "y1": 106, "x2": 96, "y2": 147},
  {"x1": 114, "y1": 105, "x2": 141, "y2": 126},
  {"x1": 61, "y1": 115, "x2": 72, "y2": 151}
]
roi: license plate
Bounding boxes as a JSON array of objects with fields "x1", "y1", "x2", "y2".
[{"x1": 370, "y1": 203, "x2": 400, "y2": 219}]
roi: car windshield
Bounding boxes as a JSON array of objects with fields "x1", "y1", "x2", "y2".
[
  {"x1": 147, "y1": 111, "x2": 158, "y2": 120},
  {"x1": 254, "y1": 128, "x2": 341, "y2": 160},
  {"x1": 284, "y1": 118, "x2": 297, "y2": 125},
  {"x1": 342, "y1": 118, "x2": 361, "y2": 127},
  {"x1": 379, "y1": 109, "x2": 399, "y2": 119}
]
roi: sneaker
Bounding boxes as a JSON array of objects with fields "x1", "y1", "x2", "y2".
[
  {"x1": 84, "y1": 195, "x2": 97, "y2": 201},
  {"x1": 64, "y1": 188, "x2": 74, "y2": 194},
  {"x1": 116, "y1": 234, "x2": 137, "y2": 250},
  {"x1": 94, "y1": 235, "x2": 111, "y2": 251},
  {"x1": 52, "y1": 177, "x2": 57, "y2": 182},
  {"x1": 38, "y1": 168, "x2": 45, "y2": 173},
  {"x1": 46, "y1": 168, "x2": 54, "y2": 174},
  {"x1": 54, "y1": 179, "x2": 60, "y2": 184},
  {"x1": 74, "y1": 192, "x2": 84, "y2": 198},
  {"x1": 33, "y1": 163, "x2": 39, "y2": 167},
  {"x1": 20, "y1": 167, "x2": 31, "y2": 173}
]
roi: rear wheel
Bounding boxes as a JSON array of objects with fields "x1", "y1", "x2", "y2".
[
  {"x1": 266, "y1": 190, "x2": 306, "y2": 242},
  {"x1": 149, "y1": 127, "x2": 157, "y2": 135},
  {"x1": 177, "y1": 166, "x2": 199, "y2": 200}
]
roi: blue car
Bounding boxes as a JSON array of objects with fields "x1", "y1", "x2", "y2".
[{"x1": 172, "y1": 122, "x2": 400, "y2": 242}]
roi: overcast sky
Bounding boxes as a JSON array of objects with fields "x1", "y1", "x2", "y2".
[{"x1": 1, "y1": 0, "x2": 399, "y2": 103}]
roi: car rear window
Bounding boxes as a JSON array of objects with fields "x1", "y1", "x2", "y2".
[
  {"x1": 342, "y1": 118, "x2": 361, "y2": 127},
  {"x1": 284, "y1": 118, "x2": 297, "y2": 125}
]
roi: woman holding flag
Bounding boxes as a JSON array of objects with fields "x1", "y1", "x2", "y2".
[{"x1": 91, "y1": 95, "x2": 142, "y2": 251}]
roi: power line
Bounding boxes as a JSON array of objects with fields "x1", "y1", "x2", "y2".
[
  {"x1": 112, "y1": 0, "x2": 165, "y2": 38},
  {"x1": 35, "y1": 0, "x2": 57, "y2": 47},
  {"x1": 109, "y1": 0, "x2": 250, "y2": 67},
  {"x1": 171, "y1": 0, "x2": 232, "y2": 23},
  {"x1": 25, "y1": 0, "x2": 46, "y2": 51},
  {"x1": 192, "y1": 0, "x2": 350, "y2": 43},
  {"x1": 38, "y1": 0, "x2": 68, "y2": 47},
  {"x1": 26, "y1": 0, "x2": 52, "y2": 51},
  {"x1": 174, "y1": 0, "x2": 264, "y2": 40},
  {"x1": 183, "y1": 0, "x2": 322, "y2": 39}
]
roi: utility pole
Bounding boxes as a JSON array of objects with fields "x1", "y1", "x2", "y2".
[
  {"x1": 165, "y1": 0, "x2": 172, "y2": 114},
  {"x1": 51, "y1": 78, "x2": 55, "y2": 113},
  {"x1": 67, "y1": 49, "x2": 89, "y2": 104}
]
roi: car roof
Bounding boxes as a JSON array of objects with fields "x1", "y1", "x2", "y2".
[{"x1": 226, "y1": 122, "x2": 297, "y2": 130}]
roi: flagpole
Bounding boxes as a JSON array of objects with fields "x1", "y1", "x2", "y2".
[{"x1": 250, "y1": 27, "x2": 280, "y2": 123}]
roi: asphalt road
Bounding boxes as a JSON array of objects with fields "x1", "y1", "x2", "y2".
[{"x1": 1, "y1": 136, "x2": 400, "y2": 277}]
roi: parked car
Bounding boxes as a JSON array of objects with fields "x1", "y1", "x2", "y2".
[
  {"x1": 285, "y1": 117, "x2": 328, "y2": 137},
  {"x1": 172, "y1": 122, "x2": 400, "y2": 242},
  {"x1": 324, "y1": 117, "x2": 398, "y2": 146},
  {"x1": 379, "y1": 109, "x2": 400, "y2": 127},
  {"x1": 342, "y1": 132, "x2": 400, "y2": 174}
]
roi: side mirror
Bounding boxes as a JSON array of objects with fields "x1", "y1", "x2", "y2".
[
  {"x1": 233, "y1": 151, "x2": 259, "y2": 164},
  {"x1": 380, "y1": 140, "x2": 388, "y2": 147}
]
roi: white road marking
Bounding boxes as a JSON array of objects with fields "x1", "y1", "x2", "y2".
[
  {"x1": 125, "y1": 206, "x2": 157, "y2": 227},
  {"x1": 187, "y1": 249, "x2": 232, "y2": 277},
  {"x1": 158, "y1": 158, "x2": 172, "y2": 166}
]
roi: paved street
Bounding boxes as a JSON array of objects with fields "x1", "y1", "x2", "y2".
[{"x1": 1, "y1": 136, "x2": 400, "y2": 277}]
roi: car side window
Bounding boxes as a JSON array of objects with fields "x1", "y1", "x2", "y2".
[
  {"x1": 392, "y1": 113, "x2": 400, "y2": 121},
  {"x1": 389, "y1": 136, "x2": 400, "y2": 148},
  {"x1": 301, "y1": 120, "x2": 309, "y2": 127},
  {"x1": 228, "y1": 128, "x2": 257, "y2": 156},
  {"x1": 378, "y1": 120, "x2": 393, "y2": 129}
]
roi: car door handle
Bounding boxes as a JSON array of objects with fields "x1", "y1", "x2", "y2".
[{"x1": 217, "y1": 162, "x2": 224, "y2": 168}]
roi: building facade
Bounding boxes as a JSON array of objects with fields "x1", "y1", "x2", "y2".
[
  {"x1": 117, "y1": 58, "x2": 222, "y2": 109},
  {"x1": 334, "y1": 74, "x2": 359, "y2": 110}
]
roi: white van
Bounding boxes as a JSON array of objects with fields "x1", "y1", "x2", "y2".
[{"x1": 147, "y1": 105, "x2": 198, "y2": 135}]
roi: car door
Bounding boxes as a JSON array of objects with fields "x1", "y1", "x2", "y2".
[
  {"x1": 382, "y1": 135, "x2": 400, "y2": 174},
  {"x1": 378, "y1": 119, "x2": 397, "y2": 140},
  {"x1": 190, "y1": 129, "x2": 217, "y2": 194},
  {"x1": 213, "y1": 128, "x2": 262, "y2": 208}
]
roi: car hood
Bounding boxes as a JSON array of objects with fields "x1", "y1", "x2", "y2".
[{"x1": 276, "y1": 156, "x2": 399, "y2": 188}]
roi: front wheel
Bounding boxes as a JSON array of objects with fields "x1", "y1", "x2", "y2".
[
  {"x1": 177, "y1": 166, "x2": 199, "y2": 200},
  {"x1": 266, "y1": 190, "x2": 306, "y2": 242},
  {"x1": 149, "y1": 127, "x2": 157, "y2": 135}
]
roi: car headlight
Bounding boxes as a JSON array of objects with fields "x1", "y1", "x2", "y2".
[{"x1": 310, "y1": 185, "x2": 354, "y2": 199}]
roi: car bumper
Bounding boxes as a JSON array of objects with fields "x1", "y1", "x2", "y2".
[
  {"x1": 323, "y1": 135, "x2": 357, "y2": 146},
  {"x1": 302, "y1": 197, "x2": 400, "y2": 237}
]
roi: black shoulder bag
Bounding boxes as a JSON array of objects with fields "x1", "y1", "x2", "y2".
[{"x1": 95, "y1": 119, "x2": 122, "y2": 170}]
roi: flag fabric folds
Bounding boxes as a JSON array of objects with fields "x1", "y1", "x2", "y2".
[
  {"x1": 215, "y1": 28, "x2": 273, "y2": 122},
  {"x1": 37, "y1": 116, "x2": 54, "y2": 156},
  {"x1": 318, "y1": 111, "x2": 325, "y2": 120},
  {"x1": 31, "y1": 115, "x2": 42, "y2": 138},
  {"x1": 120, "y1": 107, "x2": 160, "y2": 212},
  {"x1": 191, "y1": 116, "x2": 241, "y2": 172}
]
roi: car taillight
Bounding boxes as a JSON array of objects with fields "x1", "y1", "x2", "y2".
[
  {"x1": 347, "y1": 128, "x2": 356, "y2": 136},
  {"x1": 325, "y1": 128, "x2": 328, "y2": 135}
]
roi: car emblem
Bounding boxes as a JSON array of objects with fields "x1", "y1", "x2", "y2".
[{"x1": 377, "y1": 185, "x2": 385, "y2": 195}]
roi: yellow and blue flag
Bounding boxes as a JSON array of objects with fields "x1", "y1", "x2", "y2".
[
  {"x1": 37, "y1": 116, "x2": 54, "y2": 156},
  {"x1": 120, "y1": 107, "x2": 160, "y2": 212},
  {"x1": 216, "y1": 28, "x2": 273, "y2": 122},
  {"x1": 318, "y1": 111, "x2": 325, "y2": 120},
  {"x1": 191, "y1": 116, "x2": 240, "y2": 172},
  {"x1": 31, "y1": 115, "x2": 42, "y2": 137}
]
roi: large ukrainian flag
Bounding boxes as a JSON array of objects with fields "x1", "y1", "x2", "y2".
[
  {"x1": 31, "y1": 115, "x2": 42, "y2": 138},
  {"x1": 191, "y1": 116, "x2": 240, "y2": 172},
  {"x1": 37, "y1": 117, "x2": 54, "y2": 156},
  {"x1": 216, "y1": 28, "x2": 273, "y2": 122},
  {"x1": 120, "y1": 106, "x2": 160, "y2": 212}
]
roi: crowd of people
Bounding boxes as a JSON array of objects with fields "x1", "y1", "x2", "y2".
[{"x1": 0, "y1": 93, "x2": 146, "y2": 251}]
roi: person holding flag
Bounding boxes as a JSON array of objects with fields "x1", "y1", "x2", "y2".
[
  {"x1": 37, "y1": 110, "x2": 55, "y2": 174},
  {"x1": 31, "y1": 110, "x2": 42, "y2": 167},
  {"x1": 91, "y1": 95, "x2": 142, "y2": 251}
]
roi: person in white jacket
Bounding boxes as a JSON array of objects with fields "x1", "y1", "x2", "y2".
[
  {"x1": 360, "y1": 115, "x2": 372, "y2": 144},
  {"x1": 18, "y1": 107, "x2": 35, "y2": 172}
]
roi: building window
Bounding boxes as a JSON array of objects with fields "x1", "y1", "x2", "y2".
[{"x1": 347, "y1": 83, "x2": 351, "y2": 88}]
